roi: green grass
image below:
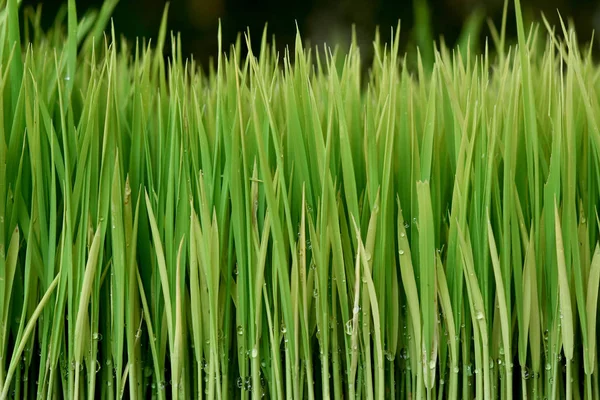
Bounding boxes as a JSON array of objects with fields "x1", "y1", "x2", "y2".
[{"x1": 1, "y1": 0, "x2": 600, "y2": 398}]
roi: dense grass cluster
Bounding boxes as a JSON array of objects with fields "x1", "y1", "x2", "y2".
[{"x1": 2, "y1": 0, "x2": 600, "y2": 398}]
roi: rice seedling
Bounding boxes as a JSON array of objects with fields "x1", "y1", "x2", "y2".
[{"x1": 1, "y1": 0, "x2": 600, "y2": 398}]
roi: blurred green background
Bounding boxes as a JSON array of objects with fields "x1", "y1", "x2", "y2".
[{"x1": 21, "y1": 0, "x2": 600, "y2": 67}]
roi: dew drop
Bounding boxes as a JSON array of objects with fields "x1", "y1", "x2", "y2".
[
  {"x1": 244, "y1": 377, "x2": 252, "y2": 391},
  {"x1": 345, "y1": 320, "x2": 354, "y2": 336}
]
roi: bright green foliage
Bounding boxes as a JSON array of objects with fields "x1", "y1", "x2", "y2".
[{"x1": 1, "y1": 0, "x2": 600, "y2": 398}]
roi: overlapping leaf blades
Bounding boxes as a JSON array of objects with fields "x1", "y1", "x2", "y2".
[{"x1": 1, "y1": 0, "x2": 600, "y2": 398}]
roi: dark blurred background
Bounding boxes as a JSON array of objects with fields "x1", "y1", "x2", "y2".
[{"x1": 20, "y1": 0, "x2": 600, "y2": 68}]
